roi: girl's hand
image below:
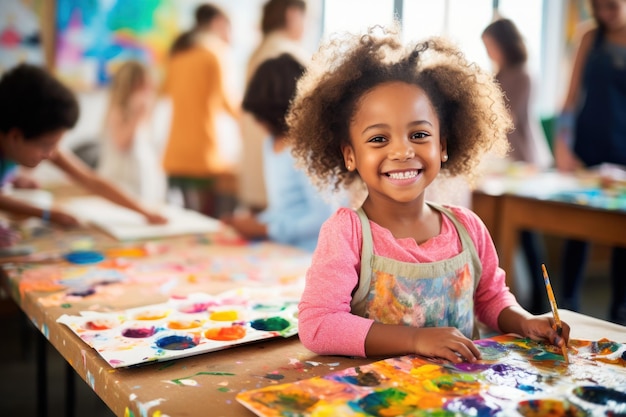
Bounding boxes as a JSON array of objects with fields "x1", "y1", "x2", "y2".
[
  {"x1": 49, "y1": 210, "x2": 81, "y2": 227},
  {"x1": 11, "y1": 175, "x2": 40, "y2": 189},
  {"x1": 144, "y1": 212, "x2": 168, "y2": 225},
  {"x1": 520, "y1": 316, "x2": 570, "y2": 349},
  {"x1": 412, "y1": 327, "x2": 482, "y2": 363},
  {"x1": 220, "y1": 214, "x2": 267, "y2": 239},
  {"x1": 554, "y1": 138, "x2": 582, "y2": 172}
]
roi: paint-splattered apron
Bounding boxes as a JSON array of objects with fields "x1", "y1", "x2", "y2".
[{"x1": 351, "y1": 203, "x2": 482, "y2": 339}]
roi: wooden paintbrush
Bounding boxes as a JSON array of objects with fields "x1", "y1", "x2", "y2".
[{"x1": 541, "y1": 264, "x2": 569, "y2": 364}]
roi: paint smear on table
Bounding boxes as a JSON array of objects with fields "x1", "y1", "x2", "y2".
[
  {"x1": 57, "y1": 287, "x2": 299, "y2": 368},
  {"x1": 237, "y1": 335, "x2": 626, "y2": 417}
]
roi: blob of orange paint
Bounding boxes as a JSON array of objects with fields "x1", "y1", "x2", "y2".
[{"x1": 205, "y1": 325, "x2": 246, "y2": 341}]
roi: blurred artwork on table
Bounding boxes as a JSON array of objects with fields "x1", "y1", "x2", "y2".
[{"x1": 0, "y1": 0, "x2": 44, "y2": 74}]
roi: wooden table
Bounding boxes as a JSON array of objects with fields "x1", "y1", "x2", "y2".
[
  {"x1": 0, "y1": 221, "x2": 376, "y2": 417},
  {"x1": 3, "y1": 207, "x2": 626, "y2": 417},
  {"x1": 472, "y1": 171, "x2": 626, "y2": 294}
]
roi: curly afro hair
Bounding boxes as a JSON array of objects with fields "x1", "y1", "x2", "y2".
[
  {"x1": 287, "y1": 24, "x2": 511, "y2": 191},
  {"x1": 0, "y1": 63, "x2": 79, "y2": 139}
]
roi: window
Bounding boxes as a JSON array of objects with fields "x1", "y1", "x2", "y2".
[
  {"x1": 320, "y1": 0, "x2": 566, "y2": 115},
  {"x1": 323, "y1": 0, "x2": 395, "y2": 37}
]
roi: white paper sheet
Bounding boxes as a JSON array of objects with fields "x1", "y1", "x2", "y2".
[{"x1": 60, "y1": 196, "x2": 221, "y2": 241}]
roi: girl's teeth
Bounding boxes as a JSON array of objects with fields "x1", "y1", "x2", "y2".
[{"x1": 388, "y1": 171, "x2": 417, "y2": 179}]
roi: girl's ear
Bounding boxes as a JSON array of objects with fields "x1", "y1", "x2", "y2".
[
  {"x1": 341, "y1": 143, "x2": 355, "y2": 171},
  {"x1": 440, "y1": 138, "x2": 448, "y2": 163}
]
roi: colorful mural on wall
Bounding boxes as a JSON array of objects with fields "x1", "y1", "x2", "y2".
[{"x1": 55, "y1": 0, "x2": 180, "y2": 89}]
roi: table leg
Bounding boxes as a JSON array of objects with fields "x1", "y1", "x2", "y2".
[
  {"x1": 36, "y1": 332, "x2": 48, "y2": 417},
  {"x1": 65, "y1": 362, "x2": 75, "y2": 417},
  {"x1": 498, "y1": 197, "x2": 520, "y2": 295}
]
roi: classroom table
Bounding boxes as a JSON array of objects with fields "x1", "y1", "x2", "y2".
[
  {"x1": 2, "y1": 211, "x2": 626, "y2": 417},
  {"x1": 472, "y1": 170, "x2": 626, "y2": 295}
]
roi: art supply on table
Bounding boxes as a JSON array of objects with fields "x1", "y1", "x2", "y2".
[
  {"x1": 542, "y1": 263, "x2": 569, "y2": 364},
  {"x1": 57, "y1": 287, "x2": 300, "y2": 368},
  {"x1": 64, "y1": 250, "x2": 105, "y2": 264}
]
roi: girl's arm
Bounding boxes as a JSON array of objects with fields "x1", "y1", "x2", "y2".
[
  {"x1": 458, "y1": 206, "x2": 570, "y2": 348},
  {"x1": 297, "y1": 210, "x2": 375, "y2": 357},
  {"x1": 49, "y1": 149, "x2": 167, "y2": 224},
  {"x1": 555, "y1": 28, "x2": 596, "y2": 171},
  {"x1": 562, "y1": 29, "x2": 595, "y2": 113},
  {"x1": 0, "y1": 193, "x2": 79, "y2": 226},
  {"x1": 364, "y1": 323, "x2": 481, "y2": 362}
]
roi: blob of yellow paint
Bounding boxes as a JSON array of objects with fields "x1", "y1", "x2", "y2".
[{"x1": 209, "y1": 310, "x2": 238, "y2": 321}]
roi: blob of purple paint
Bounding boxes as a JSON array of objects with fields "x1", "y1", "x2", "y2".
[{"x1": 122, "y1": 326, "x2": 156, "y2": 338}]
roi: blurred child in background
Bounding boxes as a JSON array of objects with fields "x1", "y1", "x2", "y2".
[
  {"x1": 0, "y1": 63, "x2": 167, "y2": 227},
  {"x1": 221, "y1": 54, "x2": 341, "y2": 252},
  {"x1": 98, "y1": 60, "x2": 167, "y2": 205}
]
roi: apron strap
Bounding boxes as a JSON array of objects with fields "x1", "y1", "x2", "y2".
[{"x1": 351, "y1": 207, "x2": 374, "y2": 314}]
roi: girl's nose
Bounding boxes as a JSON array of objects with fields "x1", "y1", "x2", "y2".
[{"x1": 389, "y1": 140, "x2": 415, "y2": 161}]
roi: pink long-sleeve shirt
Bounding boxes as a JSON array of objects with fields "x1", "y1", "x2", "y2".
[{"x1": 297, "y1": 205, "x2": 519, "y2": 357}]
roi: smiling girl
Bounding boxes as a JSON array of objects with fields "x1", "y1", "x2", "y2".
[{"x1": 290, "y1": 25, "x2": 570, "y2": 361}]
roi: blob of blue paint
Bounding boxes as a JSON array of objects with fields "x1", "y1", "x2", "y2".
[
  {"x1": 64, "y1": 251, "x2": 105, "y2": 264},
  {"x1": 573, "y1": 386, "x2": 626, "y2": 409},
  {"x1": 155, "y1": 335, "x2": 197, "y2": 350}
]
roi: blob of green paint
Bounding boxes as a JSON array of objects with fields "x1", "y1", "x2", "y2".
[{"x1": 250, "y1": 317, "x2": 290, "y2": 332}]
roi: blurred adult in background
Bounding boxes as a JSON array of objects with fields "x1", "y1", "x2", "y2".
[
  {"x1": 555, "y1": 0, "x2": 626, "y2": 325},
  {"x1": 162, "y1": 3, "x2": 240, "y2": 218},
  {"x1": 482, "y1": 18, "x2": 554, "y2": 314},
  {"x1": 482, "y1": 18, "x2": 553, "y2": 170},
  {"x1": 238, "y1": 0, "x2": 308, "y2": 213},
  {"x1": 98, "y1": 60, "x2": 166, "y2": 206}
]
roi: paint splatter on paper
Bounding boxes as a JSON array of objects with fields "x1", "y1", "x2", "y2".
[
  {"x1": 236, "y1": 335, "x2": 626, "y2": 417},
  {"x1": 57, "y1": 287, "x2": 299, "y2": 368}
]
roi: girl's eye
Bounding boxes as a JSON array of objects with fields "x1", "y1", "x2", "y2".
[
  {"x1": 411, "y1": 132, "x2": 429, "y2": 140},
  {"x1": 368, "y1": 135, "x2": 387, "y2": 143}
]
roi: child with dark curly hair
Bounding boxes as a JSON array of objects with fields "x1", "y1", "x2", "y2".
[
  {"x1": 0, "y1": 63, "x2": 167, "y2": 227},
  {"x1": 222, "y1": 53, "x2": 341, "y2": 252},
  {"x1": 291, "y1": 25, "x2": 570, "y2": 361}
]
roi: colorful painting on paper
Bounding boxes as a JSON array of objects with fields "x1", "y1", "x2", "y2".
[
  {"x1": 55, "y1": 0, "x2": 180, "y2": 88},
  {"x1": 237, "y1": 335, "x2": 626, "y2": 417},
  {"x1": 58, "y1": 287, "x2": 299, "y2": 368}
]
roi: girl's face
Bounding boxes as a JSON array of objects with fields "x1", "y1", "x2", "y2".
[
  {"x1": 342, "y1": 81, "x2": 447, "y2": 206},
  {"x1": 593, "y1": 0, "x2": 626, "y2": 31}
]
